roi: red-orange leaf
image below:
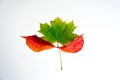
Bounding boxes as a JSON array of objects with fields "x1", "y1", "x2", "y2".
[
  {"x1": 21, "y1": 35, "x2": 55, "y2": 52},
  {"x1": 60, "y1": 34, "x2": 84, "y2": 53}
]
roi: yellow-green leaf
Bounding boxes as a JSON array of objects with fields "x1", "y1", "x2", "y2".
[{"x1": 38, "y1": 17, "x2": 78, "y2": 45}]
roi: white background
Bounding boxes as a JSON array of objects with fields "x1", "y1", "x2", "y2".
[{"x1": 0, "y1": 0, "x2": 120, "y2": 80}]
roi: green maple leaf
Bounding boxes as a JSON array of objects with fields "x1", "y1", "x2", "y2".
[{"x1": 38, "y1": 17, "x2": 78, "y2": 45}]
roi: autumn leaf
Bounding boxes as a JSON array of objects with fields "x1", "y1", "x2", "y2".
[
  {"x1": 60, "y1": 34, "x2": 84, "y2": 53},
  {"x1": 22, "y1": 17, "x2": 84, "y2": 70},
  {"x1": 21, "y1": 35, "x2": 55, "y2": 52}
]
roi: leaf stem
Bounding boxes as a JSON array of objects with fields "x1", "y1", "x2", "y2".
[{"x1": 57, "y1": 42, "x2": 63, "y2": 70}]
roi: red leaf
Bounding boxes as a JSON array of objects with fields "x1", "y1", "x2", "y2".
[
  {"x1": 21, "y1": 35, "x2": 55, "y2": 52},
  {"x1": 60, "y1": 34, "x2": 84, "y2": 53}
]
